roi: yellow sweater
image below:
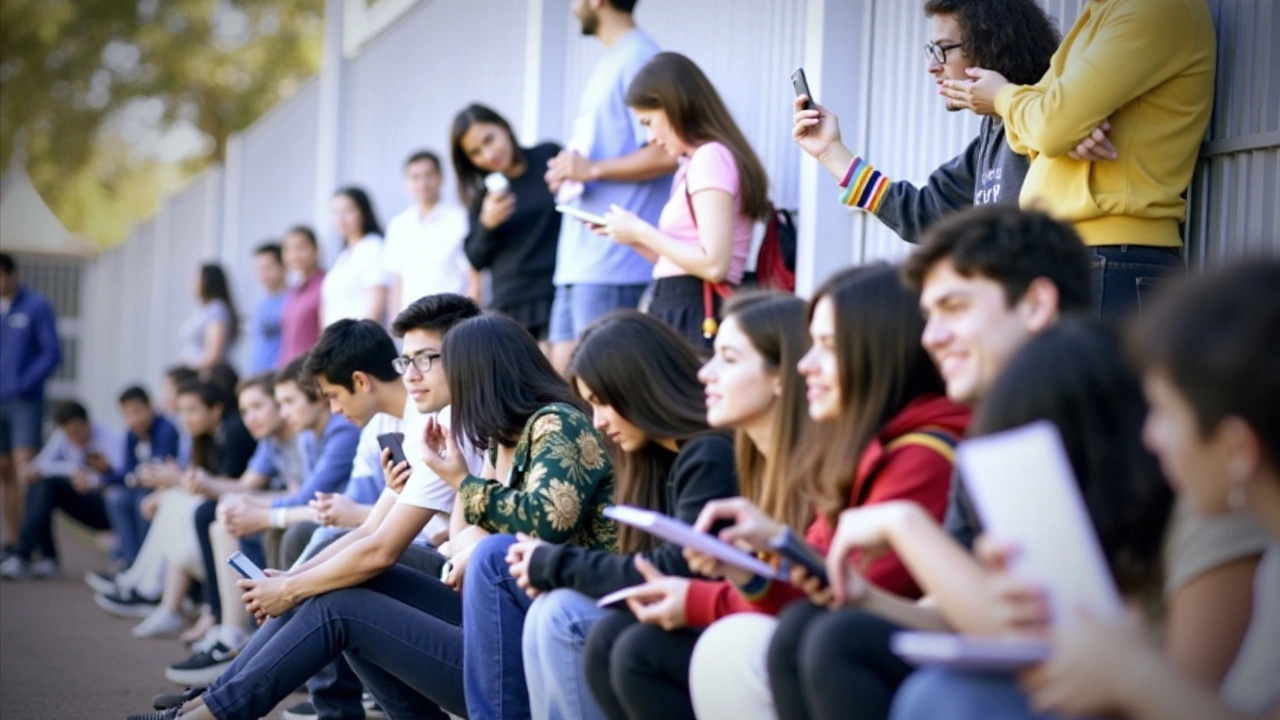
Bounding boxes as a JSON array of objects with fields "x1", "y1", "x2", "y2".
[{"x1": 995, "y1": 0, "x2": 1215, "y2": 247}]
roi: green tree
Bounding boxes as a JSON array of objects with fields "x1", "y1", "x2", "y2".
[{"x1": 0, "y1": 0, "x2": 323, "y2": 245}]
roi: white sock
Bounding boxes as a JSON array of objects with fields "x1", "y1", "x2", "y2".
[{"x1": 217, "y1": 623, "x2": 246, "y2": 650}]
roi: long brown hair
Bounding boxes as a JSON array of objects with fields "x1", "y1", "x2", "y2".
[
  {"x1": 449, "y1": 104, "x2": 527, "y2": 210},
  {"x1": 570, "y1": 311, "x2": 720, "y2": 553},
  {"x1": 625, "y1": 52, "x2": 772, "y2": 221},
  {"x1": 719, "y1": 292, "x2": 812, "y2": 531},
  {"x1": 794, "y1": 265, "x2": 946, "y2": 526}
]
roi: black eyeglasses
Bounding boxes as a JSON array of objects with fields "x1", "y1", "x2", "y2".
[
  {"x1": 925, "y1": 42, "x2": 963, "y2": 64},
  {"x1": 392, "y1": 351, "x2": 441, "y2": 375}
]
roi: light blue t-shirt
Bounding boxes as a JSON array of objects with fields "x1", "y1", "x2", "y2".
[
  {"x1": 553, "y1": 28, "x2": 671, "y2": 286},
  {"x1": 248, "y1": 291, "x2": 287, "y2": 374}
]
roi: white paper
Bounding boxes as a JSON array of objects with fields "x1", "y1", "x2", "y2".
[
  {"x1": 603, "y1": 505, "x2": 778, "y2": 579},
  {"x1": 956, "y1": 420, "x2": 1124, "y2": 627},
  {"x1": 891, "y1": 632, "x2": 1049, "y2": 671}
]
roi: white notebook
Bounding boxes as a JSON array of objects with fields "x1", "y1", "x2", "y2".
[{"x1": 603, "y1": 505, "x2": 778, "y2": 579}]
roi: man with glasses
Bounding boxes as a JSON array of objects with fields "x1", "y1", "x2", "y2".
[{"x1": 792, "y1": 0, "x2": 1080, "y2": 242}]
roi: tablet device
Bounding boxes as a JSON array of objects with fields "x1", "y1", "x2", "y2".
[
  {"x1": 891, "y1": 632, "x2": 1049, "y2": 671},
  {"x1": 604, "y1": 505, "x2": 777, "y2": 579},
  {"x1": 226, "y1": 551, "x2": 267, "y2": 581},
  {"x1": 556, "y1": 204, "x2": 608, "y2": 226},
  {"x1": 377, "y1": 432, "x2": 408, "y2": 468},
  {"x1": 956, "y1": 420, "x2": 1124, "y2": 627}
]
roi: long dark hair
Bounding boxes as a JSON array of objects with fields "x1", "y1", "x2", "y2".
[
  {"x1": 198, "y1": 263, "x2": 240, "y2": 342},
  {"x1": 333, "y1": 186, "x2": 384, "y2": 240},
  {"x1": 449, "y1": 104, "x2": 527, "y2": 209},
  {"x1": 444, "y1": 314, "x2": 584, "y2": 452},
  {"x1": 720, "y1": 292, "x2": 813, "y2": 532},
  {"x1": 570, "y1": 311, "x2": 716, "y2": 553},
  {"x1": 923, "y1": 0, "x2": 1059, "y2": 86},
  {"x1": 177, "y1": 380, "x2": 227, "y2": 473},
  {"x1": 796, "y1": 265, "x2": 947, "y2": 525},
  {"x1": 625, "y1": 52, "x2": 772, "y2": 221},
  {"x1": 974, "y1": 319, "x2": 1173, "y2": 595}
]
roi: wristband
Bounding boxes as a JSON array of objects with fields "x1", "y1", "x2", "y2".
[{"x1": 271, "y1": 507, "x2": 287, "y2": 530}]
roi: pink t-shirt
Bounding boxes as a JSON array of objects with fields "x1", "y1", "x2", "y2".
[
  {"x1": 278, "y1": 270, "x2": 325, "y2": 368},
  {"x1": 653, "y1": 142, "x2": 753, "y2": 285}
]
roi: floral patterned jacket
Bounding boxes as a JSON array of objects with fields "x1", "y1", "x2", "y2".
[{"x1": 458, "y1": 402, "x2": 617, "y2": 551}]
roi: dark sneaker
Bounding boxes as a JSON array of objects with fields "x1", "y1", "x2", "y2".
[
  {"x1": 152, "y1": 685, "x2": 205, "y2": 710},
  {"x1": 95, "y1": 588, "x2": 161, "y2": 618},
  {"x1": 85, "y1": 569, "x2": 119, "y2": 595},
  {"x1": 282, "y1": 700, "x2": 318, "y2": 720},
  {"x1": 124, "y1": 710, "x2": 179, "y2": 720},
  {"x1": 164, "y1": 641, "x2": 238, "y2": 686}
]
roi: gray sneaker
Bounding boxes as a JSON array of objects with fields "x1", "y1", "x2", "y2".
[
  {"x1": 29, "y1": 558, "x2": 59, "y2": 579},
  {"x1": 0, "y1": 554, "x2": 28, "y2": 580}
]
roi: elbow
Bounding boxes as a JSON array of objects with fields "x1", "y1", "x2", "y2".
[{"x1": 703, "y1": 260, "x2": 732, "y2": 285}]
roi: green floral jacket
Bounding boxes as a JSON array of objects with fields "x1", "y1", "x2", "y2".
[{"x1": 458, "y1": 402, "x2": 617, "y2": 551}]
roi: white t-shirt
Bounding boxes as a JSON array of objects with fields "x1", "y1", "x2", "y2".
[
  {"x1": 383, "y1": 204, "x2": 472, "y2": 310},
  {"x1": 321, "y1": 234, "x2": 389, "y2": 328},
  {"x1": 1222, "y1": 540, "x2": 1280, "y2": 714}
]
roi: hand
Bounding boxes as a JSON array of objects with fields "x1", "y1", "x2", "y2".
[
  {"x1": 71, "y1": 469, "x2": 98, "y2": 494},
  {"x1": 182, "y1": 468, "x2": 212, "y2": 497},
  {"x1": 506, "y1": 533, "x2": 548, "y2": 599},
  {"x1": 792, "y1": 96, "x2": 845, "y2": 162},
  {"x1": 939, "y1": 67, "x2": 1011, "y2": 116},
  {"x1": 788, "y1": 564, "x2": 841, "y2": 608},
  {"x1": 624, "y1": 556, "x2": 692, "y2": 631},
  {"x1": 84, "y1": 451, "x2": 112, "y2": 474},
  {"x1": 380, "y1": 447, "x2": 412, "y2": 494},
  {"x1": 443, "y1": 540, "x2": 476, "y2": 591},
  {"x1": 682, "y1": 547, "x2": 753, "y2": 585},
  {"x1": 600, "y1": 204, "x2": 653, "y2": 247},
  {"x1": 479, "y1": 190, "x2": 516, "y2": 230},
  {"x1": 545, "y1": 150, "x2": 594, "y2": 189},
  {"x1": 18, "y1": 463, "x2": 41, "y2": 484},
  {"x1": 1020, "y1": 607, "x2": 1155, "y2": 716},
  {"x1": 310, "y1": 492, "x2": 363, "y2": 528},
  {"x1": 693, "y1": 497, "x2": 784, "y2": 553},
  {"x1": 825, "y1": 502, "x2": 912, "y2": 606},
  {"x1": 146, "y1": 460, "x2": 182, "y2": 489},
  {"x1": 239, "y1": 574, "x2": 298, "y2": 624},
  {"x1": 1067, "y1": 120, "x2": 1117, "y2": 161},
  {"x1": 975, "y1": 535, "x2": 1051, "y2": 635},
  {"x1": 421, "y1": 417, "x2": 468, "y2": 488},
  {"x1": 219, "y1": 495, "x2": 270, "y2": 537},
  {"x1": 139, "y1": 491, "x2": 161, "y2": 521}
]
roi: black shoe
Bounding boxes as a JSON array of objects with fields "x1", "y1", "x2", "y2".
[
  {"x1": 282, "y1": 700, "x2": 318, "y2": 720},
  {"x1": 95, "y1": 588, "x2": 160, "y2": 618},
  {"x1": 164, "y1": 641, "x2": 238, "y2": 686},
  {"x1": 152, "y1": 685, "x2": 205, "y2": 710},
  {"x1": 124, "y1": 709, "x2": 179, "y2": 720}
]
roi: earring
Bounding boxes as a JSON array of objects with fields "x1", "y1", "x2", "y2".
[{"x1": 1228, "y1": 483, "x2": 1248, "y2": 512}]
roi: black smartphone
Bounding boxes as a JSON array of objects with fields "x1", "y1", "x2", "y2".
[
  {"x1": 377, "y1": 432, "x2": 408, "y2": 467},
  {"x1": 226, "y1": 551, "x2": 267, "y2": 580},
  {"x1": 768, "y1": 528, "x2": 829, "y2": 587},
  {"x1": 791, "y1": 67, "x2": 814, "y2": 110}
]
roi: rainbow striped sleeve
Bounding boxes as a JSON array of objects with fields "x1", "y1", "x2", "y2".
[{"x1": 838, "y1": 156, "x2": 891, "y2": 214}]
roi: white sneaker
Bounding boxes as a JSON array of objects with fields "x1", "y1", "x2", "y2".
[
  {"x1": 0, "y1": 555, "x2": 29, "y2": 580},
  {"x1": 29, "y1": 558, "x2": 60, "y2": 579},
  {"x1": 84, "y1": 569, "x2": 120, "y2": 595},
  {"x1": 132, "y1": 608, "x2": 186, "y2": 639}
]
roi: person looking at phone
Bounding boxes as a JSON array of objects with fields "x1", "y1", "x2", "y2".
[
  {"x1": 455, "y1": 104, "x2": 563, "y2": 343},
  {"x1": 543, "y1": 0, "x2": 676, "y2": 375},
  {"x1": 793, "y1": 0, "x2": 1064, "y2": 243}
]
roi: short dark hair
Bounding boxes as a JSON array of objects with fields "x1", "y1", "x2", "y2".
[
  {"x1": 0, "y1": 253, "x2": 13, "y2": 274},
  {"x1": 177, "y1": 380, "x2": 228, "y2": 410},
  {"x1": 118, "y1": 386, "x2": 152, "y2": 406},
  {"x1": 286, "y1": 225, "x2": 318, "y2": 248},
  {"x1": 53, "y1": 400, "x2": 89, "y2": 426},
  {"x1": 235, "y1": 371, "x2": 277, "y2": 399},
  {"x1": 276, "y1": 354, "x2": 320, "y2": 402},
  {"x1": 1139, "y1": 261, "x2": 1280, "y2": 471},
  {"x1": 404, "y1": 150, "x2": 442, "y2": 172},
  {"x1": 901, "y1": 205, "x2": 1091, "y2": 313},
  {"x1": 165, "y1": 365, "x2": 200, "y2": 387},
  {"x1": 202, "y1": 363, "x2": 241, "y2": 407},
  {"x1": 391, "y1": 293, "x2": 481, "y2": 339},
  {"x1": 606, "y1": 0, "x2": 637, "y2": 11},
  {"x1": 254, "y1": 242, "x2": 283, "y2": 264},
  {"x1": 923, "y1": 0, "x2": 1060, "y2": 86},
  {"x1": 303, "y1": 319, "x2": 400, "y2": 393}
]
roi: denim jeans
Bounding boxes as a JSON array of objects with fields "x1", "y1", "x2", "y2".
[
  {"x1": 1089, "y1": 245, "x2": 1183, "y2": 320},
  {"x1": 548, "y1": 283, "x2": 649, "y2": 344},
  {"x1": 16, "y1": 477, "x2": 111, "y2": 562},
  {"x1": 104, "y1": 485, "x2": 152, "y2": 565},
  {"x1": 890, "y1": 668, "x2": 1078, "y2": 720},
  {"x1": 463, "y1": 534, "x2": 535, "y2": 720},
  {"x1": 0, "y1": 397, "x2": 44, "y2": 454},
  {"x1": 524, "y1": 589, "x2": 610, "y2": 720},
  {"x1": 201, "y1": 564, "x2": 465, "y2": 720}
]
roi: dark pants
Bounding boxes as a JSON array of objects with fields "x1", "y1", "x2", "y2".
[
  {"x1": 15, "y1": 477, "x2": 111, "y2": 562},
  {"x1": 582, "y1": 610, "x2": 701, "y2": 720},
  {"x1": 647, "y1": 276, "x2": 721, "y2": 354},
  {"x1": 462, "y1": 535, "x2": 534, "y2": 720},
  {"x1": 103, "y1": 485, "x2": 151, "y2": 565},
  {"x1": 768, "y1": 602, "x2": 913, "y2": 720},
  {"x1": 1089, "y1": 245, "x2": 1183, "y2": 321},
  {"x1": 195, "y1": 500, "x2": 266, "y2": 624},
  {"x1": 201, "y1": 564, "x2": 464, "y2": 720},
  {"x1": 279, "y1": 519, "x2": 321, "y2": 569}
]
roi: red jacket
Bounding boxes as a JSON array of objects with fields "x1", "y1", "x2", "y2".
[{"x1": 683, "y1": 394, "x2": 969, "y2": 627}]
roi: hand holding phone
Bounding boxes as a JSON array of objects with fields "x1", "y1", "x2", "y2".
[
  {"x1": 227, "y1": 551, "x2": 267, "y2": 580},
  {"x1": 377, "y1": 433, "x2": 408, "y2": 468},
  {"x1": 556, "y1": 204, "x2": 608, "y2": 227},
  {"x1": 792, "y1": 68, "x2": 815, "y2": 110},
  {"x1": 768, "y1": 527, "x2": 830, "y2": 587}
]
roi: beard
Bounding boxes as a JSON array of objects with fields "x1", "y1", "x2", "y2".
[{"x1": 579, "y1": 9, "x2": 599, "y2": 36}]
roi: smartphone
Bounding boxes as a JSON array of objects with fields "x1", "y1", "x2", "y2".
[
  {"x1": 768, "y1": 528, "x2": 829, "y2": 587},
  {"x1": 556, "y1": 204, "x2": 608, "y2": 226},
  {"x1": 791, "y1": 67, "x2": 814, "y2": 110},
  {"x1": 226, "y1": 551, "x2": 267, "y2": 580},
  {"x1": 377, "y1": 432, "x2": 408, "y2": 468}
]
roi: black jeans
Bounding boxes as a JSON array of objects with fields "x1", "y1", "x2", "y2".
[
  {"x1": 1089, "y1": 245, "x2": 1182, "y2": 320},
  {"x1": 15, "y1": 477, "x2": 111, "y2": 562},
  {"x1": 767, "y1": 602, "x2": 914, "y2": 720},
  {"x1": 582, "y1": 610, "x2": 701, "y2": 720}
]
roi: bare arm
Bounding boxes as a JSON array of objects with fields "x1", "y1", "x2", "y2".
[
  {"x1": 589, "y1": 144, "x2": 678, "y2": 183},
  {"x1": 287, "y1": 489, "x2": 397, "y2": 575},
  {"x1": 196, "y1": 320, "x2": 230, "y2": 370},
  {"x1": 466, "y1": 268, "x2": 482, "y2": 305},
  {"x1": 1162, "y1": 555, "x2": 1259, "y2": 686},
  {"x1": 388, "y1": 275, "x2": 403, "y2": 321},
  {"x1": 364, "y1": 285, "x2": 387, "y2": 325},
  {"x1": 633, "y1": 189, "x2": 735, "y2": 283}
]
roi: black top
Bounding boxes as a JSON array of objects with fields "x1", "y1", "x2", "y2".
[
  {"x1": 464, "y1": 142, "x2": 563, "y2": 312},
  {"x1": 526, "y1": 431, "x2": 739, "y2": 598},
  {"x1": 212, "y1": 413, "x2": 257, "y2": 478}
]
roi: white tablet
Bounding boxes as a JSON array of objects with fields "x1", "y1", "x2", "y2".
[
  {"x1": 891, "y1": 632, "x2": 1049, "y2": 671},
  {"x1": 556, "y1": 204, "x2": 608, "y2": 226},
  {"x1": 603, "y1": 505, "x2": 778, "y2": 579}
]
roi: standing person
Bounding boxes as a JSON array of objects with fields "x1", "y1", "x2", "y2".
[
  {"x1": 454, "y1": 104, "x2": 562, "y2": 344},
  {"x1": 384, "y1": 150, "x2": 480, "y2": 313},
  {"x1": 599, "y1": 52, "x2": 772, "y2": 350},
  {"x1": 321, "y1": 188, "x2": 389, "y2": 329},
  {"x1": 0, "y1": 252, "x2": 61, "y2": 555},
  {"x1": 940, "y1": 0, "x2": 1215, "y2": 318},
  {"x1": 247, "y1": 243, "x2": 288, "y2": 374},
  {"x1": 545, "y1": 0, "x2": 676, "y2": 374},
  {"x1": 793, "y1": 0, "x2": 1061, "y2": 242},
  {"x1": 278, "y1": 226, "x2": 325, "y2": 368},
  {"x1": 181, "y1": 264, "x2": 240, "y2": 371}
]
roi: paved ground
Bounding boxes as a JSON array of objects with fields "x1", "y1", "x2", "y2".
[{"x1": 0, "y1": 521, "x2": 300, "y2": 719}]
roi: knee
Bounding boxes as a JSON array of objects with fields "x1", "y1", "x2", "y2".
[
  {"x1": 766, "y1": 601, "x2": 823, "y2": 679},
  {"x1": 796, "y1": 609, "x2": 878, "y2": 685},
  {"x1": 470, "y1": 534, "x2": 518, "y2": 583},
  {"x1": 689, "y1": 614, "x2": 776, "y2": 709},
  {"x1": 525, "y1": 589, "x2": 589, "y2": 646},
  {"x1": 105, "y1": 486, "x2": 135, "y2": 514}
]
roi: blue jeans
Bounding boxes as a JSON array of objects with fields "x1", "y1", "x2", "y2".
[
  {"x1": 201, "y1": 564, "x2": 464, "y2": 720},
  {"x1": 15, "y1": 477, "x2": 111, "y2": 562},
  {"x1": 890, "y1": 668, "x2": 1079, "y2": 720},
  {"x1": 1089, "y1": 245, "x2": 1182, "y2": 320},
  {"x1": 524, "y1": 589, "x2": 610, "y2": 720},
  {"x1": 463, "y1": 534, "x2": 535, "y2": 720},
  {"x1": 548, "y1": 283, "x2": 649, "y2": 343},
  {"x1": 0, "y1": 397, "x2": 43, "y2": 454},
  {"x1": 104, "y1": 485, "x2": 152, "y2": 565}
]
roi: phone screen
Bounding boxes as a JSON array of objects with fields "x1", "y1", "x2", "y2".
[
  {"x1": 377, "y1": 432, "x2": 408, "y2": 467},
  {"x1": 792, "y1": 68, "x2": 814, "y2": 110}
]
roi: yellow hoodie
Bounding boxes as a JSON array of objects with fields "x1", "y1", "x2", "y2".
[{"x1": 995, "y1": 0, "x2": 1215, "y2": 247}]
